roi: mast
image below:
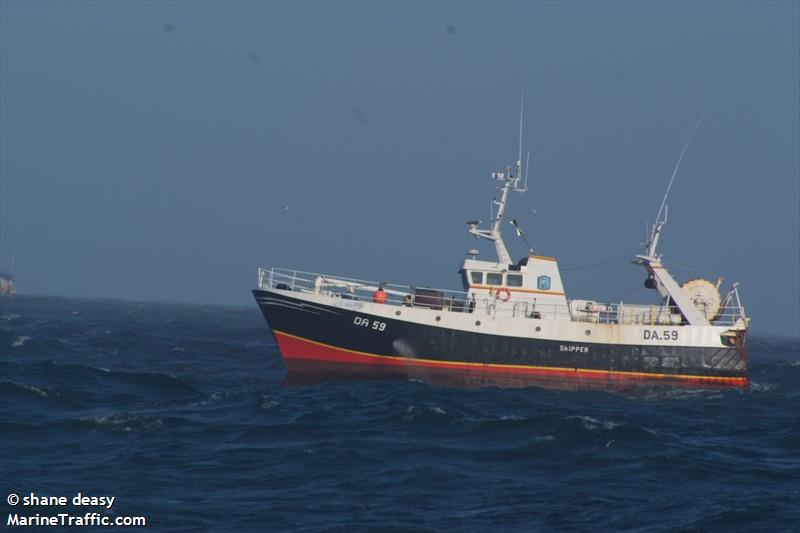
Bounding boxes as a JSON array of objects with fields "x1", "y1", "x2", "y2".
[
  {"x1": 636, "y1": 116, "x2": 709, "y2": 326},
  {"x1": 467, "y1": 99, "x2": 528, "y2": 265},
  {"x1": 467, "y1": 164, "x2": 526, "y2": 265}
]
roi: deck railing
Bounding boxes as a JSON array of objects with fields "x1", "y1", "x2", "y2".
[{"x1": 257, "y1": 267, "x2": 747, "y2": 327}]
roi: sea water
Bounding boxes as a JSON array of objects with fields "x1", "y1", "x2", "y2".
[{"x1": 1, "y1": 296, "x2": 798, "y2": 531}]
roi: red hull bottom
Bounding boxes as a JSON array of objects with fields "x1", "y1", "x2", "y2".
[{"x1": 274, "y1": 331, "x2": 748, "y2": 390}]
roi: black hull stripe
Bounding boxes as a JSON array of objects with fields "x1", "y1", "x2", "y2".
[{"x1": 273, "y1": 329, "x2": 747, "y2": 385}]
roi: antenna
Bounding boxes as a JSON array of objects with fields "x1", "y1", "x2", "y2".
[
  {"x1": 524, "y1": 150, "x2": 531, "y2": 191},
  {"x1": 518, "y1": 93, "x2": 524, "y2": 167},
  {"x1": 511, "y1": 93, "x2": 530, "y2": 192},
  {"x1": 646, "y1": 114, "x2": 704, "y2": 258}
]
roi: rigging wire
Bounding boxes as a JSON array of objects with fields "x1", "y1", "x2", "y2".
[
  {"x1": 612, "y1": 284, "x2": 644, "y2": 302},
  {"x1": 748, "y1": 335, "x2": 786, "y2": 359},
  {"x1": 561, "y1": 251, "x2": 636, "y2": 272},
  {"x1": 662, "y1": 260, "x2": 701, "y2": 273}
]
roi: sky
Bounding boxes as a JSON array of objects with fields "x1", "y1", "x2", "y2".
[{"x1": 1, "y1": 1, "x2": 798, "y2": 336}]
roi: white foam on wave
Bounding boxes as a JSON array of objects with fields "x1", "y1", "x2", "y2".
[
  {"x1": 642, "y1": 388, "x2": 724, "y2": 401},
  {"x1": 749, "y1": 381, "x2": 777, "y2": 392},
  {"x1": 89, "y1": 413, "x2": 164, "y2": 432},
  {"x1": 403, "y1": 404, "x2": 447, "y2": 420},
  {"x1": 259, "y1": 393, "x2": 279, "y2": 411},
  {"x1": 570, "y1": 415, "x2": 619, "y2": 431},
  {"x1": 261, "y1": 399, "x2": 279, "y2": 410},
  {"x1": 27, "y1": 385, "x2": 50, "y2": 398},
  {"x1": 209, "y1": 390, "x2": 241, "y2": 402},
  {"x1": 12, "y1": 335, "x2": 30, "y2": 347}
]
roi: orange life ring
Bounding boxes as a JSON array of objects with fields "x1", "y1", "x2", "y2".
[{"x1": 495, "y1": 288, "x2": 511, "y2": 302}]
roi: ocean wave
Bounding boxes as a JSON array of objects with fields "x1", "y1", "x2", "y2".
[
  {"x1": 82, "y1": 413, "x2": 166, "y2": 433},
  {"x1": 402, "y1": 405, "x2": 448, "y2": 421},
  {"x1": 638, "y1": 387, "x2": 728, "y2": 401},
  {"x1": 259, "y1": 392, "x2": 280, "y2": 411},
  {"x1": 0, "y1": 361, "x2": 204, "y2": 408},
  {"x1": 50, "y1": 362, "x2": 200, "y2": 391},
  {"x1": 568, "y1": 414, "x2": 620, "y2": 431},
  {"x1": 749, "y1": 381, "x2": 777, "y2": 392},
  {"x1": 0, "y1": 380, "x2": 87, "y2": 410},
  {"x1": 1, "y1": 380, "x2": 55, "y2": 399}
]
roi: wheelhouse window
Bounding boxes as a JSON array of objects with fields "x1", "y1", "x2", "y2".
[
  {"x1": 537, "y1": 275, "x2": 551, "y2": 291},
  {"x1": 507, "y1": 274, "x2": 523, "y2": 287},
  {"x1": 486, "y1": 273, "x2": 503, "y2": 286},
  {"x1": 470, "y1": 271, "x2": 483, "y2": 285}
]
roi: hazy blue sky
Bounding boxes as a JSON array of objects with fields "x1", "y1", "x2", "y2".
[{"x1": 1, "y1": 1, "x2": 798, "y2": 335}]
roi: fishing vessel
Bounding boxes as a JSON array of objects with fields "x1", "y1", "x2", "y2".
[{"x1": 253, "y1": 121, "x2": 749, "y2": 390}]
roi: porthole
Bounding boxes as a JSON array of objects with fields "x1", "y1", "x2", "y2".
[
  {"x1": 475, "y1": 320, "x2": 481, "y2": 326},
  {"x1": 585, "y1": 329, "x2": 591, "y2": 336},
  {"x1": 395, "y1": 311, "x2": 401, "y2": 316},
  {"x1": 535, "y1": 326, "x2": 541, "y2": 332},
  {"x1": 435, "y1": 316, "x2": 441, "y2": 322}
]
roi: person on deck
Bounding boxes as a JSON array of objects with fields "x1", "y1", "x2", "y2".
[{"x1": 373, "y1": 285, "x2": 388, "y2": 304}]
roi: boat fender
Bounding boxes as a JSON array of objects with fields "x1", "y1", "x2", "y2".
[{"x1": 496, "y1": 288, "x2": 511, "y2": 302}]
